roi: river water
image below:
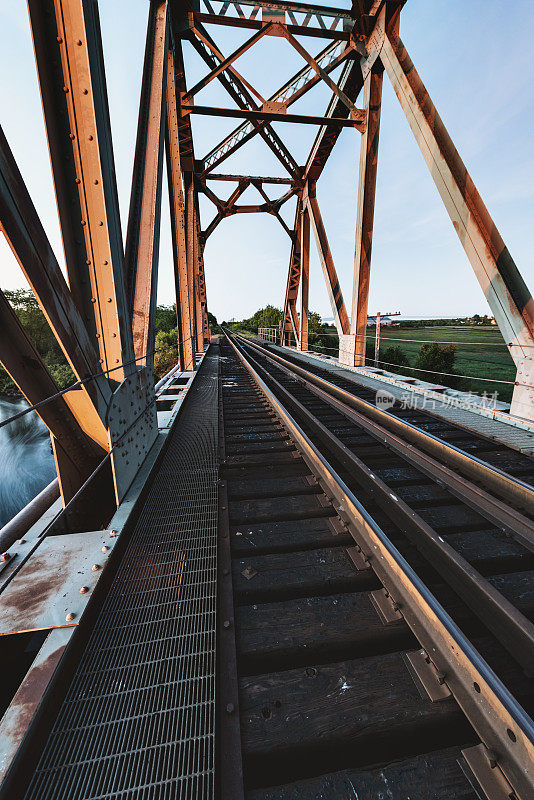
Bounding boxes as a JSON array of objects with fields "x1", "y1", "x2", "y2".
[{"x1": 0, "y1": 397, "x2": 56, "y2": 528}]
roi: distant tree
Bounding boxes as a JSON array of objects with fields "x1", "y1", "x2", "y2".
[
  {"x1": 0, "y1": 289, "x2": 74, "y2": 393},
  {"x1": 154, "y1": 328, "x2": 178, "y2": 380},
  {"x1": 155, "y1": 304, "x2": 177, "y2": 335},
  {"x1": 381, "y1": 346, "x2": 410, "y2": 369},
  {"x1": 207, "y1": 311, "x2": 219, "y2": 332},
  {"x1": 247, "y1": 304, "x2": 282, "y2": 331},
  {"x1": 413, "y1": 342, "x2": 465, "y2": 388}
]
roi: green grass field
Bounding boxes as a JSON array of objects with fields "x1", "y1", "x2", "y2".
[{"x1": 314, "y1": 325, "x2": 516, "y2": 403}]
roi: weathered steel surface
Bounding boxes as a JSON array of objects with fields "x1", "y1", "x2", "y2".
[
  {"x1": 125, "y1": 0, "x2": 168, "y2": 372},
  {"x1": 31, "y1": 0, "x2": 134, "y2": 379},
  {"x1": 379, "y1": 30, "x2": 534, "y2": 419},
  {"x1": 0, "y1": 127, "x2": 110, "y2": 443},
  {"x1": 350, "y1": 67, "x2": 383, "y2": 366},
  {"x1": 0, "y1": 290, "x2": 108, "y2": 505},
  {"x1": 107, "y1": 368, "x2": 158, "y2": 503},
  {"x1": 165, "y1": 42, "x2": 195, "y2": 371},
  {"x1": 0, "y1": 627, "x2": 72, "y2": 786},
  {"x1": 0, "y1": 531, "x2": 114, "y2": 635},
  {"x1": 307, "y1": 190, "x2": 350, "y2": 336}
]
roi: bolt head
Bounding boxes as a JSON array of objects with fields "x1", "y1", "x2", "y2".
[
  {"x1": 223, "y1": 619, "x2": 231, "y2": 629},
  {"x1": 66, "y1": 612, "x2": 75, "y2": 622},
  {"x1": 80, "y1": 586, "x2": 88, "y2": 594},
  {"x1": 102, "y1": 545, "x2": 109, "y2": 553},
  {"x1": 226, "y1": 703, "x2": 234, "y2": 714},
  {"x1": 0, "y1": 552, "x2": 10, "y2": 562},
  {"x1": 92, "y1": 564, "x2": 100, "y2": 571}
]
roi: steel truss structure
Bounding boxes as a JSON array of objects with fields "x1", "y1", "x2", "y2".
[{"x1": 1, "y1": 0, "x2": 534, "y2": 531}]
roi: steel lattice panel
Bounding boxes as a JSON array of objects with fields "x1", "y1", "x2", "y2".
[{"x1": 23, "y1": 352, "x2": 219, "y2": 800}]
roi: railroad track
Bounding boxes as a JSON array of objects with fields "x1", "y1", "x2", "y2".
[{"x1": 220, "y1": 332, "x2": 534, "y2": 799}]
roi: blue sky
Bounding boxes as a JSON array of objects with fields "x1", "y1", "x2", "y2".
[{"x1": 1, "y1": 0, "x2": 534, "y2": 323}]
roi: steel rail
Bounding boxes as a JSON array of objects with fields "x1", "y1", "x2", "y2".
[
  {"x1": 231, "y1": 332, "x2": 534, "y2": 674},
  {"x1": 235, "y1": 335, "x2": 534, "y2": 550},
  {"x1": 224, "y1": 331, "x2": 534, "y2": 799},
  {"x1": 235, "y1": 335, "x2": 534, "y2": 515}
]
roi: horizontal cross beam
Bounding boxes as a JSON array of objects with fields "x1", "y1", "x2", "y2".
[
  {"x1": 194, "y1": 13, "x2": 352, "y2": 41},
  {"x1": 206, "y1": 173, "x2": 295, "y2": 184},
  {"x1": 182, "y1": 104, "x2": 366, "y2": 129}
]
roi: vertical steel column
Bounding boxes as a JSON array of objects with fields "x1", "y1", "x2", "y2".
[
  {"x1": 281, "y1": 196, "x2": 303, "y2": 346},
  {"x1": 380, "y1": 30, "x2": 534, "y2": 419},
  {"x1": 193, "y1": 206, "x2": 205, "y2": 353},
  {"x1": 125, "y1": 0, "x2": 168, "y2": 373},
  {"x1": 185, "y1": 174, "x2": 198, "y2": 365},
  {"x1": 307, "y1": 186, "x2": 350, "y2": 336},
  {"x1": 350, "y1": 66, "x2": 383, "y2": 366},
  {"x1": 299, "y1": 204, "x2": 310, "y2": 351},
  {"x1": 29, "y1": 0, "x2": 134, "y2": 381},
  {"x1": 166, "y1": 44, "x2": 195, "y2": 371}
]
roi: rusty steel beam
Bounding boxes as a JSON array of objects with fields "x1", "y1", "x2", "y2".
[
  {"x1": 166, "y1": 42, "x2": 195, "y2": 371},
  {"x1": 193, "y1": 204, "x2": 205, "y2": 353},
  {"x1": 350, "y1": 66, "x2": 383, "y2": 366},
  {"x1": 193, "y1": 13, "x2": 352, "y2": 42},
  {"x1": 299, "y1": 204, "x2": 310, "y2": 351},
  {"x1": 182, "y1": 24, "x2": 271, "y2": 103},
  {"x1": 281, "y1": 196, "x2": 303, "y2": 344},
  {"x1": 0, "y1": 126, "x2": 110, "y2": 449},
  {"x1": 307, "y1": 187, "x2": 350, "y2": 335},
  {"x1": 304, "y1": 57, "x2": 364, "y2": 182},
  {"x1": 182, "y1": 104, "x2": 366, "y2": 129},
  {"x1": 198, "y1": 0, "x2": 354, "y2": 22},
  {"x1": 201, "y1": 39, "x2": 355, "y2": 174},
  {"x1": 206, "y1": 173, "x2": 295, "y2": 185},
  {"x1": 125, "y1": 0, "x2": 168, "y2": 372},
  {"x1": 189, "y1": 22, "x2": 301, "y2": 178},
  {"x1": 379, "y1": 29, "x2": 534, "y2": 419},
  {"x1": 28, "y1": 0, "x2": 134, "y2": 380},
  {"x1": 0, "y1": 290, "x2": 111, "y2": 516},
  {"x1": 185, "y1": 173, "x2": 199, "y2": 357}
]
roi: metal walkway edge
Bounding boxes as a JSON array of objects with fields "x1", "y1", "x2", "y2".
[{"x1": 21, "y1": 350, "x2": 219, "y2": 800}]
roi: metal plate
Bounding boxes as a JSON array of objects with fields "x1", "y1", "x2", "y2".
[
  {"x1": 0, "y1": 531, "x2": 114, "y2": 635},
  {"x1": 107, "y1": 366, "x2": 158, "y2": 502},
  {"x1": 0, "y1": 627, "x2": 72, "y2": 785}
]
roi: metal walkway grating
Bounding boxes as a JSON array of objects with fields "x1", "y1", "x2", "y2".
[{"x1": 23, "y1": 351, "x2": 219, "y2": 800}]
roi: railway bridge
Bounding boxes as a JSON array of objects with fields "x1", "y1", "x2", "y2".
[{"x1": 1, "y1": 1, "x2": 534, "y2": 798}]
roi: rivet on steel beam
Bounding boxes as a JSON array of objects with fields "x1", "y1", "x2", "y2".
[
  {"x1": 92, "y1": 564, "x2": 100, "y2": 571},
  {"x1": 94, "y1": 179, "x2": 99, "y2": 185},
  {"x1": 88, "y1": 135, "x2": 94, "y2": 141},
  {"x1": 70, "y1": 134, "x2": 75, "y2": 141},
  {"x1": 81, "y1": 220, "x2": 87, "y2": 226},
  {"x1": 103, "y1": 260, "x2": 108, "y2": 265},
  {"x1": 66, "y1": 613, "x2": 75, "y2": 622},
  {"x1": 108, "y1": 298, "x2": 112, "y2": 303},
  {"x1": 18, "y1": 539, "x2": 25, "y2": 544},
  {"x1": 102, "y1": 545, "x2": 109, "y2": 553},
  {"x1": 226, "y1": 703, "x2": 235, "y2": 714},
  {"x1": 91, "y1": 297, "x2": 96, "y2": 303},
  {"x1": 63, "y1": 86, "x2": 69, "y2": 93},
  {"x1": 80, "y1": 586, "x2": 88, "y2": 594},
  {"x1": 86, "y1": 259, "x2": 91, "y2": 265},
  {"x1": 223, "y1": 619, "x2": 231, "y2": 629},
  {"x1": 77, "y1": 39, "x2": 82, "y2": 46},
  {"x1": 0, "y1": 552, "x2": 11, "y2": 562},
  {"x1": 223, "y1": 568, "x2": 229, "y2": 576},
  {"x1": 56, "y1": 36, "x2": 63, "y2": 43},
  {"x1": 83, "y1": 89, "x2": 88, "y2": 95}
]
